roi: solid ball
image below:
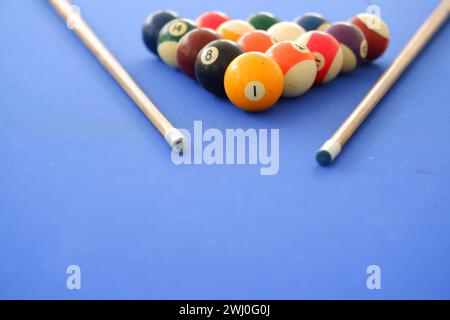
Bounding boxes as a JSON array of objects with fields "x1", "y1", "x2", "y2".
[
  {"x1": 268, "y1": 22, "x2": 306, "y2": 43},
  {"x1": 196, "y1": 11, "x2": 231, "y2": 30},
  {"x1": 293, "y1": 13, "x2": 330, "y2": 31},
  {"x1": 297, "y1": 31, "x2": 343, "y2": 85},
  {"x1": 177, "y1": 28, "x2": 222, "y2": 78},
  {"x1": 350, "y1": 14, "x2": 390, "y2": 61},
  {"x1": 266, "y1": 41, "x2": 317, "y2": 98},
  {"x1": 248, "y1": 12, "x2": 280, "y2": 30},
  {"x1": 237, "y1": 30, "x2": 275, "y2": 53},
  {"x1": 157, "y1": 18, "x2": 197, "y2": 68},
  {"x1": 195, "y1": 40, "x2": 244, "y2": 96},
  {"x1": 217, "y1": 20, "x2": 255, "y2": 42},
  {"x1": 326, "y1": 22, "x2": 368, "y2": 73},
  {"x1": 224, "y1": 52, "x2": 284, "y2": 112},
  {"x1": 143, "y1": 10, "x2": 179, "y2": 56}
]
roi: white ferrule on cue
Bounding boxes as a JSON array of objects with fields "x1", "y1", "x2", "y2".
[
  {"x1": 49, "y1": 0, "x2": 186, "y2": 152},
  {"x1": 317, "y1": 0, "x2": 450, "y2": 165}
]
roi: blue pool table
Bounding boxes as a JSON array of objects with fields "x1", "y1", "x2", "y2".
[{"x1": 0, "y1": 0, "x2": 449, "y2": 299}]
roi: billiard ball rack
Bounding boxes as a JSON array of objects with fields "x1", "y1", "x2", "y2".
[
  {"x1": 49, "y1": 0, "x2": 450, "y2": 164},
  {"x1": 146, "y1": 10, "x2": 390, "y2": 113}
]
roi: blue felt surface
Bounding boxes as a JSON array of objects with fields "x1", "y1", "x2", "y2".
[{"x1": 0, "y1": 0, "x2": 449, "y2": 299}]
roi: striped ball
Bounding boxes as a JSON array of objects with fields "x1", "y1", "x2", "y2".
[{"x1": 297, "y1": 31, "x2": 343, "y2": 85}]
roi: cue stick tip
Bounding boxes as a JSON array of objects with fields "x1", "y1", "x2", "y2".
[
  {"x1": 316, "y1": 140, "x2": 342, "y2": 166},
  {"x1": 165, "y1": 128, "x2": 187, "y2": 153}
]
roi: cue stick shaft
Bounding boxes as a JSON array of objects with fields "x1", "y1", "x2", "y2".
[
  {"x1": 49, "y1": 0, "x2": 185, "y2": 152},
  {"x1": 318, "y1": 0, "x2": 450, "y2": 165}
]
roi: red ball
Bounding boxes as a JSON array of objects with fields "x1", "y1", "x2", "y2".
[
  {"x1": 237, "y1": 30, "x2": 275, "y2": 53},
  {"x1": 196, "y1": 11, "x2": 231, "y2": 30},
  {"x1": 176, "y1": 28, "x2": 222, "y2": 78},
  {"x1": 297, "y1": 31, "x2": 344, "y2": 85}
]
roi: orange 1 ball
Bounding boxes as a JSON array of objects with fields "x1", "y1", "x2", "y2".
[
  {"x1": 224, "y1": 52, "x2": 284, "y2": 112},
  {"x1": 237, "y1": 30, "x2": 275, "y2": 53}
]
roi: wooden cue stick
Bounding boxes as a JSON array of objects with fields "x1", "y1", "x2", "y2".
[
  {"x1": 49, "y1": 0, "x2": 185, "y2": 152},
  {"x1": 317, "y1": 0, "x2": 450, "y2": 166}
]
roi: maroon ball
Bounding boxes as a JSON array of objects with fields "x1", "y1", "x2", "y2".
[{"x1": 176, "y1": 28, "x2": 222, "y2": 78}]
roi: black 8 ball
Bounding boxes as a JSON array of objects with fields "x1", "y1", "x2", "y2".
[{"x1": 195, "y1": 40, "x2": 244, "y2": 97}]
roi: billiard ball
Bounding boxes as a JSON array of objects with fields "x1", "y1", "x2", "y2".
[
  {"x1": 247, "y1": 12, "x2": 280, "y2": 30},
  {"x1": 176, "y1": 28, "x2": 222, "y2": 78},
  {"x1": 326, "y1": 22, "x2": 368, "y2": 73},
  {"x1": 297, "y1": 31, "x2": 343, "y2": 85},
  {"x1": 268, "y1": 22, "x2": 306, "y2": 42},
  {"x1": 196, "y1": 11, "x2": 231, "y2": 30},
  {"x1": 142, "y1": 10, "x2": 179, "y2": 56},
  {"x1": 224, "y1": 52, "x2": 284, "y2": 112},
  {"x1": 293, "y1": 13, "x2": 330, "y2": 32},
  {"x1": 195, "y1": 40, "x2": 244, "y2": 96},
  {"x1": 217, "y1": 20, "x2": 255, "y2": 42},
  {"x1": 157, "y1": 18, "x2": 197, "y2": 68},
  {"x1": 349, "y1": 14, "x2": 390, "y2": 61},
  {"x1": 237, "y1": 30, "x2": 275, "y2": 53},
  {"x1": 266, "y1": 41, "x2": 317, "y2": 98}
]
